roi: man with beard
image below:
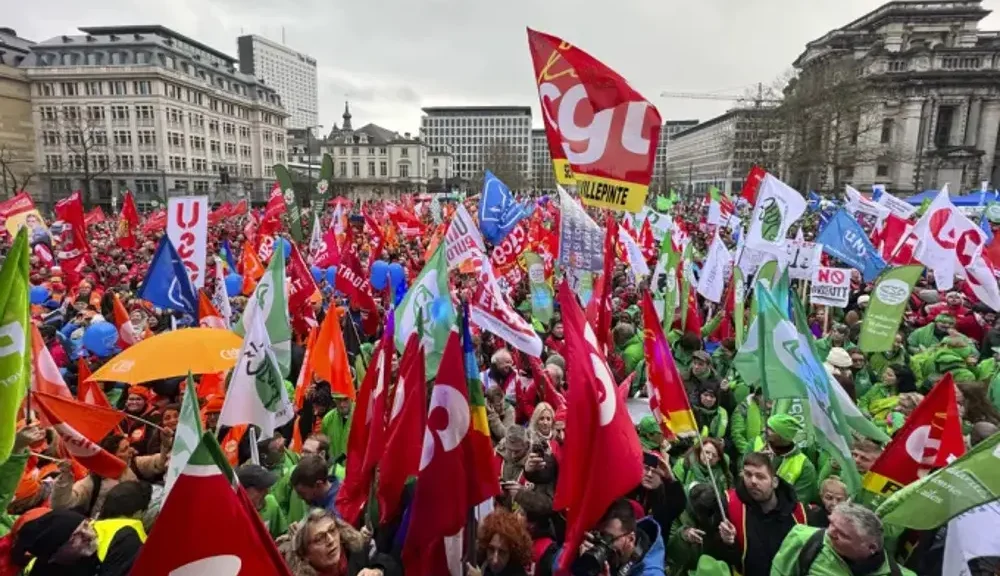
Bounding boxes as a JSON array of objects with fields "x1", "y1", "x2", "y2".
[
  {"x1": 908, "y1": 314, "x2": 965, "y2": 355},
  {"x1": 747, "y1": 414, "x2": 817, "y2": 508},
  {"x1": 815, "y1": 323, "x2": 854, "y2": 362},
  {"x1": 718, "y1": 452, "x2": 808, "y2": 576}
]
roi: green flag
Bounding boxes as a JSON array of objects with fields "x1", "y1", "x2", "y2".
[
  {"x1": 234, "y1": 242, "x2": 291, "y2": 377},
  {"x1": 163, "y1": 372, "x2": 205, "y2": 497},
  {"x1": 747, "y1": 258, "x2": 779, "y2": 329},
  {"x1": 395, "y1": 244, "x2": 454, "y2": 378},
  {"x1": 524, "y1": 252, "x2": 553, "y2": 325},
  {"x1": 273, "y1": 164, "x2": 305, "y2": 243},
  {"x1": 877, "y1": 431, "x2": 1000, "y2": 529},
  {"x1": 316, "y1": 153, "x2": 334, "y2": 198},
  {"x1": 655, "y1": 195, "x2": 671, "y2": 212},
  {"x1": 679, "y1": 244, "x2": 693, "y2": 330},
  {"x1": 734, "y1": 282, "x2": 862, "y2": 494},
  {"x1": 859, "y1": 265, "x2": 924, "y2": 353},
  {"x1": 0, "y1": 228, "x2": 29, "y2": 465}
]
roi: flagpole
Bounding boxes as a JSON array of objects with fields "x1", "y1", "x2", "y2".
[
  {"x1": 121, "y1": 411, "x2": 168, "y2": 433},
  {"x1": 693, "y1": 433, "x2": 728, "y2": 520},
  {"x1": 248, "y1": 427, "x2": 260, "y2": 465}
]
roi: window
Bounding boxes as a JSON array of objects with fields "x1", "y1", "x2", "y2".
[
  {"x1": 170, "y1": 156, "x2": 187, "y2": 171},
  {"x1": 400, "y1": 148, "x2": 409, "y2": 158},
  {"x1": 140, "y1": 154, "x2": 158, "y2": 170},
  {"x1": 223, "y1": 123, "x2": 235, "y2": 136},
  {"x1": 209, "y1": 120, "x2": 219, "y2": 134},
  {"x1": 111, "y1": 105, "x2": 130, "y2": 121},
  {"x1": 433, "y1": 168, "x2": 439, "y2": 178},
  {"x1": 192, "y1": 158, "x2": 207, "y2": 172},
  {"x1": 339, "y1": 162, "x2": 347, "y2": 177},
  {"x1": 70, "y1": 155, "x2": 85, "y2": 170},
  {"x1": 263, "y1": 131, "x2": 272, "y2": 143},
  {"x1": 380, "y1": 161, "x2": 387, "y2": 177},
  {"x1": 87, "y1": 106, "x2": 105, "y2": 121},
  {"x1": 190, "y1": 136, "x2": 205, "y2": 151},
  {"x1": 92, "y1": 155, "x2": 109, "y2": 171},
  {"x1": 193, "y1": 181, "x2": 210, "y2": 192},
  {"x1": 137, "y1": 130, "x2": 156, "y2": 147},
  {"x1": 84, "y1": 81, "x2": 102, "y2": 96},
  {"x1": 225, "y1": 143, "x2": 236, "y2": 155},
  {"x1": 45, "y1": 155, "x2": 62, "y2": 171},
  {"x1": 432, "y1": 158, "x2": 439, "y2": 166},
  {"x1": 368, "y1": 148, "x2": 375, "y2": 155},
  {"x1": 38, "y1": 83, "x2": 54, "y2": 96},
  {"x1": 42, "y1": 131, "x2": 60, "y2": 146},
  {"x1": 263, "y1": 149, "x2": 273, "y2": 161},
  {"x1": 40, "y1": 106, "x2": 57, "y2": 121},
  {"x1": 934, "y1": 105, "x2": 956, "y2": 148},
  {"x1": 114, "y1": 130, "x2": 132, "y2": 146},
  {"x1": 136, "y1": 105, "x2": 154, "y2": 124},
  {"x1": 189, "y1": 113, "x2": 204, "y2": 129},
  {"x1": 110, "y1": 81, "x2": 127, "y2": 96},
  {"x1": 135, "y1": 179, "x2": 159, "y2": 194},
  {"x1": 399, "y1": 163, "x2": 409, "y2": 178},
  {"x1": 92, "y1": 131, "x2": 108, "y2": 146},
  {"x1": 239, "y1": 126, "x2": 250, "y2": 139},
  {"x1": 64, "y1": 106, "x2": 80, "y2": 121},
  {"x1": 877, "y1": 163, "x2": 890, "y2": 177},
  {"x1": 881, "y1": 119, "x2": 894, "y2": 144},
  {"x1": 352, "y1": 147, "x2": 359, "y2": 156},
  {"x1": 368, "y1": 161, "x2": 375, "y2": 177},
  {"x1": 240, "y1": 145, "x2": 251, "y2": 158},
  {"x1": 168, "y1": 132, "x2": 184, "y2": 147},
  {"x1": 116, "y1": 155, "x2": 134, "y2": 170},
  {"x1": 60, "y1": 82, "x2": 78, "y2": 96},
  {"x1": 340, "y1": 148, "x2": 346, "y2": 155},
  {"x1": 849, "y1": 121, "x2": 859, "y2": 146},
  {"x1": 352, "y1": 161, "x2": 360, "y2": 177},
  {"x1": 210, "y1": 140, "x2": 221, "y2": 154},
  {"x1": 167, "y1": 108, "x2": 182, "y2": 125}
]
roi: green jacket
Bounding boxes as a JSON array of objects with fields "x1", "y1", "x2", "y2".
[
  {"x1": 814, "y1": 338, "x2": 855, "y2": 362},
  {"x1": 0, "y1": 450, "x2": 28, "y2": 536},
  {"x1": 746, "y1": 438, "x2": 818, "y2": 505},
  {"x1": 906, "y1": 323, "x2": 943, "y2": 355},
  {"x1": 772, "y1": 525, "x2": 916, "y2": 576},
  {"x1": 321, "y1": 407, "x2": 354, "y2": 464},
  {"x1": 667, "y1": 509, "x2": 729, "y2": 576},
  {"x1": 672, "y1": 454, "x2": 731, "y2": 497},
  {"x1": 693, "y1": 405, "x2": 728, "y2": 440},
  {"x1": 852, "y1": 368, "x2": 874, "y2": 400},
  {"x1": 272, "y1": 461, "x2": 346, "y2": 526},
  {"x1": 710, "y1": 348, "x2": 734, "y2": 380},
  {"x1": 857, "y1": 384, "x2": 898, "y2": 421},
  {"x1": 619, "y1": 332, "x2": 645, "y2": 376},
  {"x1": 730, "y1": 394, "x2": 765, "y2": 455},
  {"x1": 258, "y1": 493, "x2": 288, "y2": 539},
  {"x1": 867, "y1": 348, "x2": 907, "y2": 380}
]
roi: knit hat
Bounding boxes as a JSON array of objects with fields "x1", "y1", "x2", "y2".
[
  {"x1": 826, "y1": 347, "x2": 853, "y2": 369},
  {"x1": 637, "y1": 416, "x2": 661, "y2": 450},
  {"x1": 767, "y1": 414, "x2": 802, "y2": 443},
  {"x1": 692, "y1": 351, "x2": 712, "y2": 364},
  {"x1": 11, "y1": 509, "x2": 86, "y2": 565}
]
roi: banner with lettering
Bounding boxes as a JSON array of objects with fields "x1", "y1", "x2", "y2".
[
  {"x1": 810, "y1": 267, "x2": 851, "y2": 308},
  {"x1": 816, "y1": 209, "x2": 886, "y2": 283},
  {"x1": 557, "y1": 187, "x2": 603, "y2": 272},
  {"x1": 859, "y1": 265, "x2": 923, "y2": 353},
  {"x1": 491, "y1": 221, "x2": 529, "y2": 273},
  {"x1": 527, "y1": 29, "x2": 662, "y2": 213},
  {"x1": 445, "y1": 204, "x2": 487, "y2": 270},
  {"x1": 167, "y1": 196, "x2": 209, "y2": 288}
]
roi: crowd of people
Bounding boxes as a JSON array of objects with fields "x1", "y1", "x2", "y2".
[{"x1": 0, "y1": 186, "x2": 998, "y2": 576}]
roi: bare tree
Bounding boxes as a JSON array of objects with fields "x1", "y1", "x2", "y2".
[
  {"x1": 0, "y1": 145, "x2": 36, "y2": 198},
  {"x1": 60, "y1": 104, "x2": 114, "y2": 208},
  {"x1": 478, "y1": 140, "x2": 528, "y2": 191}
]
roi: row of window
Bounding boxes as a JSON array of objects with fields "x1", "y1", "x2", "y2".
[
  {"x1": 35, "y1": 79, "x2": 284, "y2": 127},
  {"x1": 43, "y1": 153, "x2": 256, "y2": 177},
  {"x1": 423, "y1": 116, "x2": 530, "y2": 128},
  {"x1": 425, "y1": 128, "x2": 528, "y2": 139}
]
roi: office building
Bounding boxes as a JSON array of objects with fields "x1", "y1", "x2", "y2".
[
  {"x1": 21, "y1": 25, "x2": 288, "y2": 206},
  {"x1": 0, "y1": 28, "x2": 37, "y2": 199},
  {"x1": 530, "y1": 128, "x2": 555, "y2": 191},
  {"x1": 652, "y1": 120, "x2": 699, "y2": 192},
  {"x1": 420, "y1": 106, "x2": 532, "y2": 186},
  {"x1": 237, "y1": 34, "x2": 318, "y2": 130}
]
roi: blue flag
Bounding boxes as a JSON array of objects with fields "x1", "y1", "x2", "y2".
[
  {"x1": 220, "y1": 239, "x2": 237, "y2": 272},
  {"x1": 807, "y1": 191, "x2": 822, "y2": 212},
  {"x1": 138, "y1": 236, "x2": 198, "y2": 316},
  {"x1": 981, "y1": 210, "x2": 995, "y2": 246},
  {"x1": 816, "y1": 209, "x2": 886, "y2": 283},
  {"x1": 478, "y1": 170, "x2": 527, "y2": 245}
]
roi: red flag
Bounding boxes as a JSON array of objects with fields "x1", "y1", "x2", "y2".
[
  {"x1": 240, "y1": 240, "x2": 266, "y2": 296},
  {"x1": 360, "y1": 315, "x2": 396, "y2": 488},
  {"x1": 641, "y1": 293, "x2": 697, "y2": 439},
  {"x1": 862, "y1": 374, "x2": 966, "y2": 495},
  {"x1": 30, "y1": 324, "x2": 73, "y2": 400},
  {"x1": 384, "y1": 202, "x2": 425, "y2": 238},
  {"x1": 77, "y1": 373, "x2": 111, "y2": 409},
  {"x1": 741, "y1": 165, "x2": 767, "y2": 204},
  {"x1": 335, "y1": 342, "x2": 383, "y2": 525},
  {"x1": 312, "y1": 308, "x2": 355, "y2": 401},
  {"x1": 259, "y1": 186, "x2": 285, "y2": 236},
  {"x1": 117, "y1": 191, "x2": 140, "y2": 249},
  {"x1": 112, "y1": 293, "x2": 148, "y2": 349},
  {"x1": 596, "y1": 215, "x2": 618, "y2": 354},
  {"x1": 33, "y1": 392, "x2": 127, "y2": 479},
  {"x1": 682, "y1": 284, "x2": 703, "y2": 336},
  {"x1": 554, "y1": 281, "x2": 644, "y2": 571},
  {"x1": 874, "y1": 213, "x2": 917, "y2": 265},
  {"x1": 710, "y1": 274, "x2": 738, "y2": 342},
  {"x1": 402, "y1": 332, "x2": 484, "y2": 576},
  {"x1": 54, "y1": 191, "x2": 91, "y2": 286},
  {"x1": 312, "y1": 230, "x2": 341, "y2": 269},
  {"x1": 287, "y1": 244, "x2": 320, "y2": 318},
  {"x1": 377, "y1": 333, "x2": 425, "y2": 524},
  {"x1": 638, "y1": 218, "x2": 656, "y2": 262},
  {"x1": 141, "y1": 209, "x2": 167, "y2": 235},
  {"x1": 84, "y1": 206, "x2": 106, "y2": 226},
  {"x1": 336, "y1": 236, "x2": 380, "y2": 335},
  {"x1": 232, "y1": 199, "x2": 248, "y2": 216},
  {"x1": 198, "y1": 290, "x2": 226, "y2": 330},
  {"x1": 363, "y1": 208, "x2": 385, "y2": 261}
]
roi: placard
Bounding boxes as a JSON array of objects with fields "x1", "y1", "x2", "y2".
[
  {"x1": 810, "y1": 266, "x2": 851, "y2": 308},
  {"x1": 167, "y1": 196, "x2": 209, "y2": 288}
]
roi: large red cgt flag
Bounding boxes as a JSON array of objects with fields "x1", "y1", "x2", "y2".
[
  {"x1": 527, "y1": 29, "x2": 661, "y2": 213},
  {"x1": 554, "y1": 281, "x2": 644, "y2": 570},
  {"x1": 862, "y1": 374, "x2": 966, "y2": 499}
]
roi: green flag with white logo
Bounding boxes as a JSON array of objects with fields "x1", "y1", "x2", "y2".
[
  {"x1": 163, "y1": 372, "x2": 204, "y2": 498},
  {"x1": 0, "y1": 228, "x2": 29, "y2": 465},
  {"x1": 394, "y1": 244, "x2": 454, "y2": 379},
  {"x1": 234, "y1": 242, "x2": 291, "y2": 377},
  {"x1": 859, "y1": 265, "x2": 924, "y2": 353},
  {"x1": 273, "y1": 164, "x2": 305, "y2": 244}
]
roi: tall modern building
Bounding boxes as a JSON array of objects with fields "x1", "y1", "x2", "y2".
[
  {"x1": 237, "y1": 34, "x2": 317, "y2": 130},
  {"x1": 530, "y1": 128, "x2": 555, "y2": 191},
  {"x1": 419, "y1": 106, "x2": 532, "y2": 186},
  {"x1": 652, "y1": 120, "x2": 699, "y2": 191},
  {"x1": 22, "y1": 25, "x2": 288, "y2": 206}
]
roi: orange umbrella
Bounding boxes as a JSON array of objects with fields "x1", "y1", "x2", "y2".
[{"x1": 87, "y1": 328, "x2": 242, "y2": 384}]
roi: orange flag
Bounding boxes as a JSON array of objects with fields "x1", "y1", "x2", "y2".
[
  {"x1": 77, "y1": 359, "x2": 112, "y2": 409},
  {"x1": 198, "y1": 290, "x2": 226, "y2": 329},
  {"x1": 31, "y1": 391, "x2": 125, "y2": 444},
  {"x1": 295, "y1": 328, "x2": 318, "y2": 410},
  {"x1": 196, "y1": 373, "x2": 226, "y2": 400},
  {"x1": 312, "y1": 307, "x2": 355, "y2": 401},
  {"x1": 30, "y1": 324, "x2": 73, "y2": 399},
  {"x1": 34, "y1": 394, "x2": 127, "y2": 480},
  {"x1": 241, "y1": 241, "x2": 266, "y2": 296},
  {"x1": 112, "y1": 293, "x2": 150, "y2": 349},
  {"x1": 220, "y1": 424, "x2": 248, "y2": 468}
]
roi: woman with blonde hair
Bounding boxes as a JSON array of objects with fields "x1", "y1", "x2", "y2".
[
  {"x1": 277, "y1": 509, "x2": 400, "y2": 576},
  {"x1": 527, "y1": 402, "x2": 555, "y2": 453}
]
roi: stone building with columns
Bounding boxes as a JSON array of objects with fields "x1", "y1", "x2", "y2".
[{"x1": 788, "y1": 0, "x2": 1000, "y2": 194}]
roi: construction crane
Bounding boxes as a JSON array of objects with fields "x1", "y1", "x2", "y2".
[{"x1": 660, "y1": 83, "x2": 783, "y2": 107}]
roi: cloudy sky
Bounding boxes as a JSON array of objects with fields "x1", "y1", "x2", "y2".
[{"x1": 11, "y1": 0, "x2": 1000, "y2": 134}]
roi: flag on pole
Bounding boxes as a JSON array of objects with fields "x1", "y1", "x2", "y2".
[
  {"x1": 394, "y1": 244, "x2": 454, "y2": 378},
  {"x1": 212, "y1": 257, "x2": 232, "y2": 329},
  {"x1": 137, "y1": 235, "x2": 198, "y2": 316},
  {"x1": 0, "y1": 228, "x2": 29, "y2": 465},
  {"x1": 234, "y1": 240, "x2": 291, "y2": 377},
  {"x1": 641, "y1": 293, "x2": 697, "y2": 439},
  {"x1": 163, "y1": 373, "x2": 204, "y2": 498}
]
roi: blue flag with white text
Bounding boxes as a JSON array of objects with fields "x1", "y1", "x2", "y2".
[
  {"x1": 478, "y1": 170, "x2": 528, "y2": 245},
  {"x1": 816, "y1": 209, "x2": 886, "y2": 283},
  {"x1": 138, "y1": 236, "x2": 199, "y2": 316}
]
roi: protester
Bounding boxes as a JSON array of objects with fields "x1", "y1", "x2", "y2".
[
  {"x1": 467, "y1": 509, "x2": 533, "y2": 576},
  {"x1": 277, "y1": 509, "x2": 399, "y2": 576}
]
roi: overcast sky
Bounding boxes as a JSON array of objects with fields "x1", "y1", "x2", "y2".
[{"x1": 11, "y1": 0, "x2": 1000, "y2": 135}]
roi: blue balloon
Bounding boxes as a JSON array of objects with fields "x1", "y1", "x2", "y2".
[
  {"x1": 387, "y1": 262, "x2": 406, "y2": 288},
  {"x1": 326, "y1": 266, "x2": 338, "y2": 285},
  {"x1": 429, "y1": 296, "x2": 452, "y2": 323},
  {"x1": 393, "y1": 277, "x2": 408, "y2": 306},
  {"x1": 310, "y1": 265, "x2": 323, "y2": 283},
  {"x1": 225, "y1": 273, "x2": 243, "y2": 295},
  {"x1": 279, "y1": 238, "x2": 291, "y2": 259},
  {"x1": 82, "y1": 321, "x2": 118, "y2": 358},
  {"x1": 30, "y1": 285, "x2": 50, "y2": 305},
  {"x1": 370, "y1": 260, "x2": 390, "y2": 291}
]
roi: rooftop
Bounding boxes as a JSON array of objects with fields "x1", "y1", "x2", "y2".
[
  {"x1": 0, "y1": 27, "x2": 34, "y2": 56},
  {"x1": 79, "y1": 25, "x2": 236, "y2": 64},
  {"x1": 422, "y1": 105, "x2": 532, "y2": 116}
]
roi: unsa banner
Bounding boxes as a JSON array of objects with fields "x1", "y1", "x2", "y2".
[
  {"x1": 810, "y1": 266, "x2": 851, "y2": 308},
  {"x1": 167, "y1": 196, "x2": 209, "y2": 289}
]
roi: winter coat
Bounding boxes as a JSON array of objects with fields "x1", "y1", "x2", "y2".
[
  {"x1": 321, "y1": 407, "x2": 353, "y2": 464},
  {"x1": 667, "y1": 509, "x2": 729, "y2": 576},
  {"x1": 487, "y1": 402, "x2": 517, "y2": 444},
  {"x1": 730, "y1": 395, "x2": 765, "y2": 455},
  {"x1": 50, "y1": 453, "x2": 167, "y2": 517},
  {"x1": 619, "y1": 332, "x2": 645, "y2": 376},
  {"x1": 552, "y1": 517, "x2": 666, "y2": 576},
  {"x1": 867, "y1": 348, "x2": 907, "y2": 381},
  {"x1": 771, "y1": 525, "x2": 916, "y2": 575},
  {"x1": 276, "y1": 517, "x2": 401, "y2": 576},
  {"x1": 717, "y1": 479, "x2": 805, "y2": 576},
  {"x1": 672, "y1": 453, "x2": 731, "y2": 497},
  {"x1": 693, "y1": 405, "x2": 728, "y2": 440}
]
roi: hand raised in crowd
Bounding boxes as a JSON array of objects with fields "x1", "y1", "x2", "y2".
[
  {"x1": 719, "y1": 519, "x2": 736, "y2": 545},
  {"x1": 682, "y1": 527, "x2": 705, "y2": 545},
  {"x1": 524, "y1": 453, "x2": 546, "y2": 473},
  {"x1": 14, "y1": 424, "x2": 45, "y2": 453},
  {"x1": 465, "y1": 563, "x2": 482, "y2": 576}
]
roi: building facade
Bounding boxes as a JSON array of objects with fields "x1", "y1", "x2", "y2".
[
  {"x1": 21, "y1": 25, "x2": 288, "y2": 208},
  {"x1": 530, "y1": 128, "x2": 556, "y2": 192},
  {"x1": 665, "y1": 108, "x2": 780, "y2": 197},
  {"x1": 0, "y1": 28, "x2": 37, "y2": 199},
  {"x1": 787, "y1": 0, "x2": 1000, "y2": 194},
  {"x1": 420, "y1": 106, "x2": 532, "y2": 187},
  {"x1": 237, "y1": 34, "x2": 317, "y2": 131},
  {"x1": 652, "y1": 120, "x2": 699, "y2": 193}
]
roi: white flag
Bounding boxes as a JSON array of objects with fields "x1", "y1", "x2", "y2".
[
  {"x1": 845, "y1": 184, "x2": 890, "y2": 223},
  {"x1": 308, "y1": 212, "x2": 323, "y2": 264},
  {"x1": 218, "y1": 302, "x2": 294, "y2": 439},
  {"x1": 211, "y1": 257, "x2": 231, "y2": 329},
  {"x1": 943, "y1": 503, "x2": 1000, "y2": 576},
  {"x1": 697, "y1": 232, "x2": 733, "y2": 303},
  {"x1": 746, "y1": 174, "x2": 806, "y2": 249},
  {"x1": 912, "y1": 185, "x2": 986, "y2": 291},
  {"x1": 618, "y1": 226, "x2": 650, "y2": 278},
  {"x1": 163, "y1": 375, "x2": 204, "y2": 499}
]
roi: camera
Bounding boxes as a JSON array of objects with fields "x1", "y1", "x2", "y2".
[{"x1": 571, "y1": 531, "x2": 613, "y2": 576}]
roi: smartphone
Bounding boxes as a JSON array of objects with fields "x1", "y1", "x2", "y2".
[{"x1": 643, "y1": 452, "x2": 660, "y2": 468}]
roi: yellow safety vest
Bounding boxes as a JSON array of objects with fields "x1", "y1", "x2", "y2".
[
  {"x1": 93, "y1": 518, "x2": 147, "y2": 561},
  {"x1": 750, "y1": 437, "x2": 806, "y2": 485}
]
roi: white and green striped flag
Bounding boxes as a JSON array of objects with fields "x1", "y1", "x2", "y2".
[
  {"x1": 234, "y1": 242, "x2": 291, "y2": 377},
  {"x1": 163, "y1": 372, "x2": 204, "y2": 499}
]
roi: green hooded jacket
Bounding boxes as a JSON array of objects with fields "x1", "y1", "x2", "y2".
[
  {"x1": 730, "y1": 394, "x2": 765, "y2": 455},
  {"x1": 321, "y1": 406, "x2": 354, "y2": 464},
  {"x1": 772, "y1": 525, "x2": 916, "y2": 576}
]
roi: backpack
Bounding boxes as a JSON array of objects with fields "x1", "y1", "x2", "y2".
[{"x1": 797, "y1": 528, "x2": 901, "y2": 576}]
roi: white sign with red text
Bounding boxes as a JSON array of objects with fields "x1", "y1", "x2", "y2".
[
  {"x1": 445, "y1": 204, "x2": 486, "y2": 270},
  {"x1": 810, "y1": 266, "x2": 851, "y2": 308},
  {"x1": 167, "y1": 196, "x2": 208, "y2": 288}
]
